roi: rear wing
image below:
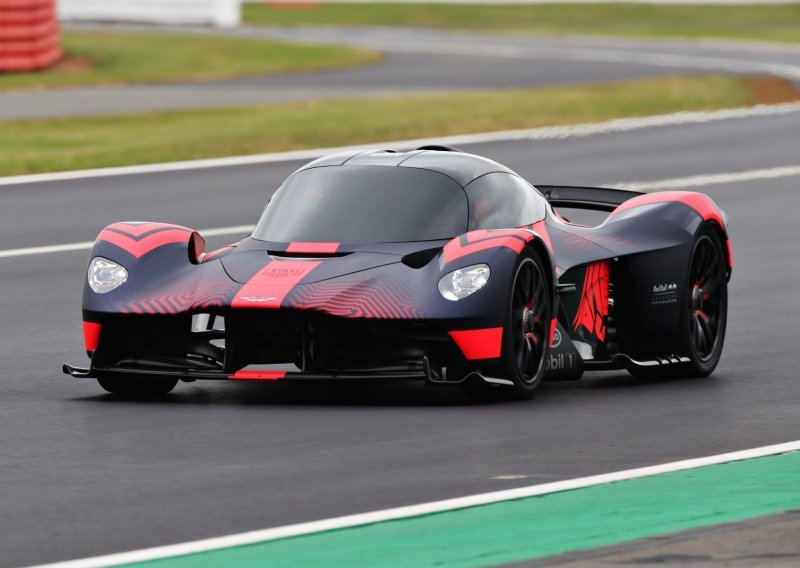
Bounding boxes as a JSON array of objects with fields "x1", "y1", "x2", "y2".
[{"x1": 536, "y1": 185, "x2": 643, "y2": 213}]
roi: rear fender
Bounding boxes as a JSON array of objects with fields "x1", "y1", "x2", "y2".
[
  {"x1": 609, "y1": 191, "x2": 732, "y2": 275},
  {"x1": 606, "y1": 192, "x2": 732, "y2": 357}
]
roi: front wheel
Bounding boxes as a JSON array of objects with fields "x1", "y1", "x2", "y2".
[
  {"x1": 462, "y1": 249, "x2": 552, "y2": 401},
  {"x1": 98, "y1": 376, "x2": 178, "y2": 396}
]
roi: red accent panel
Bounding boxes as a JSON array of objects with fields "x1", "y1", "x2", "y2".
[
  {"x1": 611, "y1": 191, "x2": 726, "y2": 228},
  {"x1": 549, "y1": 318, "x2": 558, "y2": 347},
  {"x1": 97, "y1": 222, "x2": 193, "y2": 259},
  {"x1": 286, "y1": 242, "x2": 340, "y2": 254},
  {"x1": 83, "y1": 321, "x2": 101, "y2": 352},
  {"x1": 449, "y1": 327, "x2": 503, "y2": 360},
  {"x1": 572, "y1": 261, "x2": 609, "y2": 342},
  {"x1": 443, "y1": 229, "x2": 534, "y2": 264},
  {"x1": 232, "y1": 260, "x2": 321, "y2": 309},
  {"x1": 229, "y1": 370, "x2": 286, "y2": 381},
  {"x1": 533, "y1": 221, "x2": 553, "y2": 253}
]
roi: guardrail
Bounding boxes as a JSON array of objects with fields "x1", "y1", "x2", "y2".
[
  {"x1": 57, "y1": 0, "x2": 240, "y2": 28},
  {"x1": 0, "y1": 0, "x2": 61, "y2": 72}
]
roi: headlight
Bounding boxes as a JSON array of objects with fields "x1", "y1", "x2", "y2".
[
  {"x1": 438, "y1": 264, "x2": 490, "y2": 301},
  {"x1": 88, "y1": 257, "x2": 128, "y2": 294}
]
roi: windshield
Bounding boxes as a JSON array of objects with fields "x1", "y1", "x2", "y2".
[{"x1": 253, "y1": 166, "x2": 469, "y2": 243}]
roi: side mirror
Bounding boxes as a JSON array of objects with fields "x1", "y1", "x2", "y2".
[{"x1": 189, "y1": 231, "x2": 206, "y2": 264}]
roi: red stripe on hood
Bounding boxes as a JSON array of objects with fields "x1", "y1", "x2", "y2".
[
  {"x1": 232, "y1": 260, "x2": 320, "y2": 309},
  {"x1": 286, "y1": 242, "x2": 340, "y2": 254}
]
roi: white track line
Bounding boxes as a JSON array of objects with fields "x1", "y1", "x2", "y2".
[
  {"x1": 28, "y1": 440, "x2": 800, "y2": 568},
  {"x1": 0, "y1": 225, "x2": 253, "y2": 260},
  {"x1": 615, "y1": 164, "x2": 800, "y2": 191},
  {"x1": 2, "y1": 102, "x2": 800, "y2": 188}
]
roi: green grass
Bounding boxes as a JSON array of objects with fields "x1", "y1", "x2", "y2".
[
  {"x1": 0, "y1": 31, "x2": 380, "y2": 91},
  {"x1": 0, "y1": 75, "x2": 769, "y2": 177},
  {"x1": 244, "y1": 3, "x2": 800, "y2": 43}
]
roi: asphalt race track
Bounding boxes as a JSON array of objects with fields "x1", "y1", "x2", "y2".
[
  {"x1": 3, "y1": 25, "x2": 800, "y2": 119},
  {"x1": 1, "y1": 105, "x2": 799, "y2": 566}
]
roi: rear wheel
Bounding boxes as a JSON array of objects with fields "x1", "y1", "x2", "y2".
[
  {"x1": 97, "y1": 376, "x2": 178, "y2": 396},
  {"x1": 682, "y1": 225, "x2": 728, "y2": 376},
  {"x1": 461, "y1": 249, "x2": 552, "y2": 401},
  {"x1": 629, "y1": 224, "x2": 727, "y2": 378}
]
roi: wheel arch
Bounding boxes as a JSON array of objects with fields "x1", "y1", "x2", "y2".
[
  {"x1": 523, "y1": 234, "x2": 558, "y2": 348},
  {"x1": 527, "y1": 236, "x2": 554, "y2": 289},
  {"x1": 705, "y1": 220, "x2": 733, "y2": 279}
]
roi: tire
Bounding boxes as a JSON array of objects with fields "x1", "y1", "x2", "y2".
[
  {"x1": 461, "y1": 248, "x2": 552, "y2": 401},
  {"x1": 629, "y1": 224, "x2": 728, "y2": 379},
  {"x1": 97, "y1": 376, "x2": 178, "y2": 396}
]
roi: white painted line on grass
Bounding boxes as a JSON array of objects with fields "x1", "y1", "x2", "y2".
[
  {"x1": 615, "y1": 164, "x2": 800, "y2": 191},
  {"x1": 2, "y1": 102, "x2": 800, "y2": 188},
  {"x1": 0, "y1": 225, "x2": 253, "y2": 260},
  {"x1": 28, "y1": 440, "x2": 800, "y2": 568}
]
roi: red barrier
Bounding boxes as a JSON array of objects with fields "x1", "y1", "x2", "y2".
[
  {"x1": 0, "y1": 6, "x2": 55, "y2": 24},
  {"x1": 1, "y1": 32, "x2": 58, "y2": 54},
  {"x1": 0, "y1": 0, "x2": 61, "y2": 72},
  {"x1": 2, "y1": 0, "x2": 54, "y2": 7},
  {"x1": 0, "y1": 19, "x2": 57, "y2": 40}
]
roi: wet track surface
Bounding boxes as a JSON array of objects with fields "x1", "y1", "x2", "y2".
[{"x1": 1, "y1": 109, "x2": 799, "y2": 566}]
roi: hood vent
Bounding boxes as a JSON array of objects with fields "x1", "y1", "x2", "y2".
[
  {"x1": 268, "y1": 250, "x2": 351, "y2": 259},
  {"x1": 401, "y1": 248, "x2": 441, "y2": 269}
]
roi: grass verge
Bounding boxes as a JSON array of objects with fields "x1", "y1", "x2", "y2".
[
  {"x1": 0, "y1": 75, "x2": 795, "y2": 177},
  {"x1": 0, "y1": 31, "x2": 381, "y2": 91},
  {"x1": 245, "y1": 3, "x2": 800, "y2": 44}
]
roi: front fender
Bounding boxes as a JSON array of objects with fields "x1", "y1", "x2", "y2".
[
  {"x1": 82, "y1": 222, "x2": 230, "y2": 318},
  {"x1": 435, "y1": 228, "x2": 559, "y2": 348}
]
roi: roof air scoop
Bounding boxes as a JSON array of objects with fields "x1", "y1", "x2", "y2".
[{"x1": 416, "y1": 145, "x2": 464, "y2": 153}]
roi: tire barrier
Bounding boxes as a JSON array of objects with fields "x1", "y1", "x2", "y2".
[{"x1": 0, "y1": 0, "x2": 61, "y2": 72}]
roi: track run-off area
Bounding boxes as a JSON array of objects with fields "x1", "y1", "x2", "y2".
[
  {"x1": 1, "y1": 101, "x2": 799, "y2": 566},
  {"x1": 27, "y1": 442, "x2": 800, "y2": 567}
]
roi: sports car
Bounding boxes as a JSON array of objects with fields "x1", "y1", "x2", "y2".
[{"x1": 64, "y1": 147, "x2": 732, "y2": 400}]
